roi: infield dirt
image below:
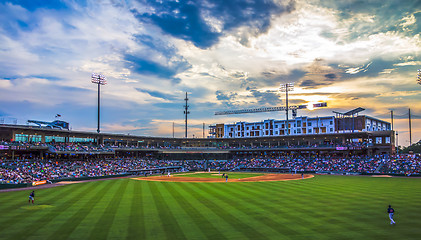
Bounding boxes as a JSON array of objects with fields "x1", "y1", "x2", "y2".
[{"x1": 132, "y1": 173, "x2": 314, "y2": 182}]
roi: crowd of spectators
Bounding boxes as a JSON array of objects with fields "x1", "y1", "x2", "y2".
[
  {"x1": 1, "y1": 141, "x2": 373, "y2": 153},
  {"x1": 1, "y1": 154, "x2": 420, "y2": 184},
  {"x1": 229, "y1": 155, "x2": 387, "y2": 174},
  {"x1": 50, "y1": 143, "x2": 113, "y2": 153}
]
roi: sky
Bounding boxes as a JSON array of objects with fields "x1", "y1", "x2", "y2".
[{"x1": 0, "y1": 0, "x2": 420, "y2": 146}]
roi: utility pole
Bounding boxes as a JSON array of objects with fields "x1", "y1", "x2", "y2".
[
  {"x1": 172, "y1": 122, "x2": 175, "y2": 138},
  {"x1": 184, "y1": 92, "x2": 190, "y2": 138},
  {"x1": 409, "y1": 108, "x2": 412, "y2": 146},
  {"x1": 280, "y1": 83, "x2": 294, "y2": 135},
  {"x1": 202, "y1": 123, "x2": 205, "y2": 138}
]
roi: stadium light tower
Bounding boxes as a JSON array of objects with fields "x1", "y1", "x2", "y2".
[
  {"x1": 417, "y1": 69, "x2": 421, "y2": 85},
  {"x1": 91, "y1": 73, "x2": 107, "y2": 133},
  {"x1": 280, "y1": 83, "x2": 294, "y2": 135}
]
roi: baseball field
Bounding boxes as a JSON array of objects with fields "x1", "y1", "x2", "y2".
[{"x1": 0, "y1": 173, "x2": 420, "y2": 240}]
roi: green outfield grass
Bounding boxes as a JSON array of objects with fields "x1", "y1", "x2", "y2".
[
  {"x1": 1, "y1": 175, "x2": 420, "y2": 240},
  {"x1": 173, "y1": 172, "x2": 264, "y2": 179}
]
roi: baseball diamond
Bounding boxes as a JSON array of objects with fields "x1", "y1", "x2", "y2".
[
  {"x1": 1, "y1": 1, "x2": 421, "y2": 239},
  {"x1": 0, "y1": 174, "x2": 421, "y2": 240}
]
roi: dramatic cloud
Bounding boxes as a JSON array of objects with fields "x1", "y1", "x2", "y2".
[
  {"x1": 135, "y1": 88, "x2": 177, "y2": 101},
  {"x1": 0, "y1": 0, "x2": 420, "y2": 143},
  {"x1": 132, "y1": 0, "x2": 294, "y2": 48}
]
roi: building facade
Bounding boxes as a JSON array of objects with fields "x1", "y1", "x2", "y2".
[{"x1": 209, "y1": 115, "x2": 391, "y2": 138}]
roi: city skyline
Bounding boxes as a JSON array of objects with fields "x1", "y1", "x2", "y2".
[{"x1": 0, "y1": 0, "x2": 420, "y2": 146}]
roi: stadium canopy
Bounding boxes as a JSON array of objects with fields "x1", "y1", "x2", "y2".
[{"x1": 333, "y1": 107, "x2": 365, "y2": 117}]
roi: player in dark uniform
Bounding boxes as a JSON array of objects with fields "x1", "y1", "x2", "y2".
[
  {"x1": 225, "y1": 174, "x2": 228, "y2": 182},
  {"x1": 387, "y1": 205, "x2": 396, "y2": 225},
  {"x1": 29, "y1": 191, "x2": 35, "y2": 204}
]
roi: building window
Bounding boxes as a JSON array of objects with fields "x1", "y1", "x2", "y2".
[
  {"x1": 45, "y1": 136, "x2": 65, "y2": 143},
  {"x1": 15, "y1": 134, "x2": 29, "y2": 142},
  {"x1": 330, "y1": 121, "x2": 333, "y2": 125},
  {"x1": 29, "y1": 135, "x2": 42, "y2": 142},
  {"x1": 308, "y1": 122, "x2": 312, "y2": 127},
  {"x1": 308, "y1": 129, "x2": 312, "y2": 133},
  {"x1": 330, "y1": 128, "x2": 333, "y2": 132},
  {"x1": 69, "y1": 137, "x2": 94, "y2": 143}
]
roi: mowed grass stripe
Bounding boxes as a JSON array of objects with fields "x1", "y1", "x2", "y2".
[
  {"x1": 88, "y1": 179, "x2": 130, "y2": 239},
  {"x1": 197, "y1": 183, "x2": 288, "y2": 239},
  {"x1": 127, "y1": 180, "x2": 145, "y2": 240},
  {"x1": 105, "y1": 179, "x2": 133, "y2": 240},
  {"x1": 261, "y1": 177, "x2": 397, "y2": 239},
  {"x1": 148, "y1": 181, "x2": 188, "y2": 240},
  {"x1": 236, "y1": 180, "x2": 362, "y2": 239},
  {"x1": 161, "y1": 182, "x2": 224, "y2": 240},
  {"x1": 66, "y1": 179, "x2": 129, "y2": 240},
  {"x1": 217, "y1": 182, "x2": 301, "y2": 237},
  {"x1": 30, "y1": 182, "x2": 107, "y2": 239},
  {"x1": 180, "y1": 182, "x2": 270, "y2": 240},
  {"x1": 174, "y1": 182, "x2": 249, "y2": 240},
  {"x1": 1, "y1": 175, "x2": 421, "y2": 240},
  {"x1": 142, "y1": 182, "x2": 166, "y2": 240},
  {"x1": 299, "y1": 176, "x2": 395, "y2": 237},
  {"x1": 236, "y1": 182, "x2": 321, "y2": 231},
  {"x1": 0, "y1": 182, "x2": 98, "y2": 237},
  {"x1": 0, "y1": 185, "x2": 66, "y2": 206},
  {"x1": 280, "y1": 181, "x2": 371, "y2": 239},
  {"x1": 210, "y1": 181, "x2": 328, "y2": 238},
  {"x1": 44, "y1": 179, "x2": 117, "y2": 240},
  {"x1": 0, "y1": 183, "x2": 81, "y2": 215}
]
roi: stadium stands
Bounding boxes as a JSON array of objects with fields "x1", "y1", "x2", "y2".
[{"x1": 1, "y1": 154, "x2": 420, "y2": 184}]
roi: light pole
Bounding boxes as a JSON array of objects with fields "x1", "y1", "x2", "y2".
[
  {"x1": 396, "y1": 131, "x2": 399, "y2": 155},
  {"x1": 417, "y1": 69, "x2": 421, "y2": 85},
  {"x1": 280, "y1": 83, "x2": 294, "y2": 135},
  {"x1": 91, "y1": 73, "x2": 107, "y2": 133}
]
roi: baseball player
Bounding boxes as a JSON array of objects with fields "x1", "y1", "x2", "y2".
[
  {"x1": 387, "y1": 205, "x2": 396, "y2": 225},
  {"x1": 29, "y1": 191, "x2": 35, "y2": 204}
]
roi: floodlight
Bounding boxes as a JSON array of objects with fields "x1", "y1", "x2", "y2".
[
  {"x1": 280, "y1": 83, "x2": 294, "y2": 92},
  {"x1": 417, "y1": 69, "x2": 421, "y2": 85},
  {"x1": 91, "y1": 73, "x2": 107, "y2": 85}
]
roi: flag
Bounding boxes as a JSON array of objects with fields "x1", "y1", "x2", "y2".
[{"x1": 55, "y1": 114, "x2": 61, "y2": 118}]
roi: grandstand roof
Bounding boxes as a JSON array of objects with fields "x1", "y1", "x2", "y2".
[{"x1": 344, "y1": 107, "x2": 365, "y2": 116}]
